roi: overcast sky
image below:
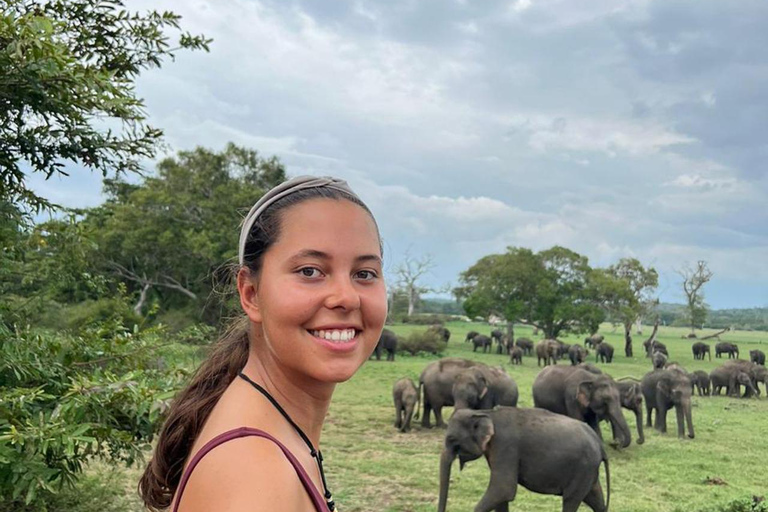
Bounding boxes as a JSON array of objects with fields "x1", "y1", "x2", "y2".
[{"x1": 29, "y1": 0, "x2": 768, "y2": 309}]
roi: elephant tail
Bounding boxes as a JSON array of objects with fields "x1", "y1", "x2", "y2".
[
  {"x1": 602, "y1": 447, "x2": 611, "y2": 511},
  {"x1": 414, "y1": 381, "x2": 423, "y2": 420}
]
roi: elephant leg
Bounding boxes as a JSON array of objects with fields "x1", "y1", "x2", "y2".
[
  {"x1": 634, "y1": 408, "x2": 645, "y2": 444},
  {"x1": 474, "y1": 466, "x2": 517, "y2": 512},
  {"x1": 675, "y1": 405, "x2": 685, "y2": 438},
  {"x1": 655, "y1": 403, "x2": 667, "y2": 433},
  {"x1": 421, "y1": 399, "x2": 432, "y2": 428},
  {"x1": 435, "y1": 406, "x2": 446, "y2": 428},
  {"x1": 581, "y1": 480, "x2": 607, "y2": 512},
  {"x1": 404, "y1": 405, "x2": 414, "y2": 432},
  {"x1": 645, "y1": 401, "x2": 653, "y2": 428},
  {"x1": 394, "y1": 398, "x2": 402, "y2": 429}
]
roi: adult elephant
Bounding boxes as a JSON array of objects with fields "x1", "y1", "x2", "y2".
[
  {"x1": 465, "y1": 331, "x2": 479, "y2": 343},
  {"x1": 569, "y1": 345, "x2": 588, "y2": 366},
  {"x1": 452, "y1": 366, "x2": 519, "y2": 411},
  {"x1": 721, "y1": 360, "x2": 763, "y2": 397},
  {"x1": 692, "y1": 342, "x2": 711, "y2": 361},
  {"x1": 536, "y1": 339, "x2": 559, "y2": 366},
  {"x1": 532, "y1": 365, "x2": 631, "y2": 448},
  {"x1": 515, "y1": 337, "x2": 534, "y2": 355},
  {"x1": 615, "y1": 378, "x2": 645, "y2": 445},
  {"x1": 584, "y1": 334, "x2": 604, "y2": 349},
  {"x1": 710, "y1": 365, "x2": 756, "y2": 397},
  {"x1": 641, "y1": 369, "x2": 695, "y2": 439},
  {"x1": 371, "y1": 328, "x2": 398, "y2": 361},
  {"x1": 472, "y1": 334, "x2": 492, "y2": 353},
  {"x1": 750, "y1": 350, "x2": 766, "y2": 366},
  {"x1": 595, "y1": 342, "x2": 614, "y2": 363},
  {"x1": 715, "y1": 342, "x2": 739, "y2": 359},
  {"x1": 438, "y1": 408, "x2": 609, "y2": 512},
  {"x1": 418, "y1": 358, "x2": 482, "y2": 428}
]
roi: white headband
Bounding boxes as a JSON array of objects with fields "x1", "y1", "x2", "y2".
[{"x1": 238, "y1": 175, "x2": 360, "y2": 265}]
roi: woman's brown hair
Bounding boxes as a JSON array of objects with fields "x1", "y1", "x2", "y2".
[{"x1": 139, "y1": 185, "x2": 378, "y2": 510}]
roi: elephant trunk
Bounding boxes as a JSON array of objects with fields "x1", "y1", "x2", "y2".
[
  {"x1": 438, "y1": 449, "x2": 455, "y2": 512},
  {"x1": 609, "y1": 407, "x2": 632, "y2": 448},
  {"x1": 683, "y1": 401, "x2": 695, "y2": 439}
]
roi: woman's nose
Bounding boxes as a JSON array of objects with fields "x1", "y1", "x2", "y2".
[{"x1": 325, "y1": 276, "x2": 361, "y2": 311}]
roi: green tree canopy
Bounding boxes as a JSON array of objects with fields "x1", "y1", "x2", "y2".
[
  {"x1": 457, "y1": 246, "x2": 605, "y2": 339},
  {"x1": 0, "y1": 0, "x2": 210, "y2": 212}
]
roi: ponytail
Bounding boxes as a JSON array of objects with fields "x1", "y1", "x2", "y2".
[{"x1": 139, "y1": 317, "x2": 250, "y2": 510}]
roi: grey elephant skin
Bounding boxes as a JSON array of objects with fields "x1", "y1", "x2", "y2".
[
  {"x1": 652, "y1": 351, "x2": 667, "y2": 369},
  {"x1": 509, "y1": 346, "x2": 523, "y2": 365},
  {"x1": 568, "y1": 345, "x2": 588, "y2": 366},
  {"x1": 536, "y1": 339, "x2": 559, "y2": 366},
  {"x1": 691, "y1": 342, "x2": 711, "y2": 361},
  {"x1": 419, "y1": 358, "x2": 482, "y2": 428},
  {"x1": 584, "y1": 334, "x2": 604, "y2": 349},
  {"x1": 710, "y1": 361, "x2": 761, "y2": 397},
  {"x1": 715, "y1": 342, "x2": 739, "y2": 359},
  {"x1": 532, "y1": 366, "x2": 632, "y2": 448},
  {"x1": 641, "y1": 369, "x2": 695, "y2": 439},
  {"x1": 392, "y1": 377, "x2": 419, "y2": 432},
  {"x1": 595, "y1": 342, "x2": 614, "y2": 363},
  {"x1": 472, "y1": 334, "x2": 492, "y2": 353},
  {"x1": 465, "y1": 331, "x2": 479, "y2": 343},
  {"x1": 515, "y1": 337, "x2": 534, "y2": 355},
  {"x1": 372, "y1": 328, "x2": 398, "y2": 361},
  {"x1": 453, "y1": 366, "x2": 519, "y2": 412},
  {"x1": 615, "y1": 379, "x2": 645, "y2": 444},
  {"x1": 438, "y1": 407, "x2": 610, "y2": 512},
  {"x1": 690, "y1": 370, "x2": 711, "y2": 396},
  {"x1": 750, "y1": 349, "x2": 766, "y2": 366}
]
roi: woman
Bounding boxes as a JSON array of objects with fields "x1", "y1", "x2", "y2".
[{"x1": 139, "y1": 176, "x2": 388, "y2": 511}]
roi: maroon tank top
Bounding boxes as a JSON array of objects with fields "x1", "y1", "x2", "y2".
[{"x1": 172, "y1": 427, "x2": 329, "y2": 511}]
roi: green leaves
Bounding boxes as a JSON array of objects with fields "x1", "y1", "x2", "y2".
[{"x1": 0, "y1": 0, "x2": 211, "y2": 213}]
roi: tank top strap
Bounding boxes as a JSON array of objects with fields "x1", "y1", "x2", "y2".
[{"x1": 172, "y1": 427, "x2": 329, "y2": 512}]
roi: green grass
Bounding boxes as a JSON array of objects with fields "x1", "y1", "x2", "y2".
[{"x1": 98, "y1": 323, "x2": 768, "y2": 512}]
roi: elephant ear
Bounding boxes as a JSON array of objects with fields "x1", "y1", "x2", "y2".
[
  {"x1": 470, "y1": 412, "x2": 495, "y2": 453},
  {"x1": 656, "y1": 377, "x2": 672, "y2": 396},
  {"x1": 575, "y1": 381, "x2": 595, "y2": 408}
]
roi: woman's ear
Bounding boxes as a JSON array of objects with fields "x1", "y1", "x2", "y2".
[{"x1": 237, "y1": 267, "x2": 262, "y2": 323}]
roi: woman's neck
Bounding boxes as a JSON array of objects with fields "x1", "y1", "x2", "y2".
[{"x1": 240, "y1": 352, "x2": 334, "y2": 448}]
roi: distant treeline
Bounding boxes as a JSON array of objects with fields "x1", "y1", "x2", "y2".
[{"x1": 657, "y1": 303, "x2": 768, "y2": 331}]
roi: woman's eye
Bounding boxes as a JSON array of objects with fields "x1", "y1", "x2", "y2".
[
  {"x1": 355, "y1": 270, "x2": 378, "y2": 281},
  {"x1": 299, "y1": 267, "x2": 322, "y2": 278}
]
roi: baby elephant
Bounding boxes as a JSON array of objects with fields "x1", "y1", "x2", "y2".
[
  {"x1": 690, "y1": 370, "x2": 711, "y2": 396},
  {"x1": 509, "y1": 346, "x2": 523, "y2": 365},
  {"x1": 438, "y1": 407, "x2": 610, "y2": 512},
  {"x1": 392, "y1": 377, "x2": 419, "y2": 432}
]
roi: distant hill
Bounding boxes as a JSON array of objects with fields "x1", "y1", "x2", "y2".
[{"x1": 657, "y1": 302, "x2": 768, "y2": 331}]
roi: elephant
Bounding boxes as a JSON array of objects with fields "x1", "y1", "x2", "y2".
[
  {"x1": 555, "y1": 341, "x2": 571, "y2": 360},
  {"x1": 568, "y1": 345, "x2": 588, "y2": 366},
  {"x1": 466, "y1": 331, "x2": 479, "y2": 343},
  {"x1": 532, "y1": 365, "x2": 632, "y2": 448},
  {"x1": 452, "y1": 366, "x2": 519, "y2": 411},
  {"x1": 536, "y1": 339, "x2": 559, "y2": 366},
  {"x1": 473, "y1": 334, "x2": 492, "y2": 353},
  {"x1": 515, "y1": 337, "x2": 534, "y2": 355},
  {"x1": 438, "y1": 407, "x2": 610, "y2": 512},
  {"x1": 429, "y1": 325, "x2": 451, "y2": 343},
  {"x1": 615, "y1": 379, "x2": 645, "y2": 445},
  {"x1": 578, "y1": 363, "x2": 604, "y2": 375},
  {"x1": 641, "y1": 369, "x2": 695, "y2": 439},
  {"x1": 715, "y1": 342, "x2": 739, "y2": 359},
  {"x1": 491, "y1": 332, "x2": 507, "y2": 355},
  {"x1": 509, "y1": 346, "x2": 523, "y2": 365},
  {"x1": 491, "y1": 329, "x2": 504, "y2": 344},
  {"x1": 689, "y1": 370, "x2": 711, "y2": 396},
  {"x1": 504, "y1": 335, "x2": 515, "y2": 355},
  {"x1": 392, "y1": 377, "x2": 419, "y2": 432},
  {"x1": 692, "y1": 342, "x2": 711, "y2": 361},
  {"x1": 418, "y1": 358, "x2": 483, "y2": 428},
  {"x1": 584, "y1": 334, "x2": 604, "y2": 349},
  {"x1": 710, "y1": 366, "x2": 756, "y2": 397},
  {"x1": 750, "y1": 350, "x2": 766, "y2": 366},
  {"x1": 652, "y1": 350, "x2": 667, "y2": 369},
  {"x1": 595, "y1": 342, "x2": 614, "y2": 363},
  {"x1": 644, "y1": 339, "x2": 667, "y2": 357},
  {"x1": 371, "y1": 328, "x2": 398, "y2": 361}
]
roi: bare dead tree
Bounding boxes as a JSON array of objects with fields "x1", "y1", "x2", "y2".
[
  {"x1": 700, "y1": 327, "x2": 730, "y2": 340},
  {"x1": 676, "y1": 261, "x2": 713, "y2": 335},
  {"x1": 394, "y1": 252, "x2": 439, "y2": 317},
  {"x1": 110, "y1": 262, "x2": 198, "y2": 315}
]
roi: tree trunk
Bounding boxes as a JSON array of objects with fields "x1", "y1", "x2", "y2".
[
  {"x1": 506, "y1": 322, "x2": 514, "y2": 341},
  {"x1": 624, "y1": 322, "x2": 633, "y2": 357},
  {"x1": 133, "y1": 283, "x2": 151, "y2": 316}
]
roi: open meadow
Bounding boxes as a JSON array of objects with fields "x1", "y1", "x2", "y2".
[{"x1": 103, "y1": 322, "x2": 768, "y2": 512}]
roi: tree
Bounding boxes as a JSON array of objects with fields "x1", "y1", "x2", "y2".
[
  {"x1": 457, "y1": 246, "x2": 605, "y2": 339},
  {"x1": 393, "y1": 252, "x2": 438, "y2": 317},
  {"x1": 677, "y1": 260, "x2": 713, "y2": 334},
  {"x1": 595, "y1": 258, "x2": 658, "y2": 356},
  {"x1": 84, "y1": 144, "x2": 285, "y2": 319},
  {"x1": 0, "y1": 0, "x2": 211, "y2": 212}
]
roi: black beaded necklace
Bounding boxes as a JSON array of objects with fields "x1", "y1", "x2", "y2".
[{"x1": 238, "y1": 372, "x2": 335, "y2": 511}]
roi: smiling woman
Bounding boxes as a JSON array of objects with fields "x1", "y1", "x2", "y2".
[{"x1": 139, "y1": 176, "x2": 387, "y2": 512}]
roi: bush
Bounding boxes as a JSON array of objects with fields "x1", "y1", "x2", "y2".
[
  {"x1": 173, "y1": 323, "x2": 216, "y2": 345},
  {"x1": 63, "y1": 297, "x2": 143, "y2": 333},
  {"x1": 685, "y1": 496, "x2": 768, "y2": 512},
  {"x1": 398, "y1": 330, "x2": 445, "y2": 356},
  {"x1": 399, "y1": 314, "x2": 451, "y2": 325}
]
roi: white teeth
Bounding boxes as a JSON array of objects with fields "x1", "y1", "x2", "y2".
[{"x1": 310, "y1": 329, "x2": 356, "y2": 343}]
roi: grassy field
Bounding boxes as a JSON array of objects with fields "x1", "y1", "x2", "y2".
[{"x1": 109, "y1": 323, "x2": 768, "y2": 512}]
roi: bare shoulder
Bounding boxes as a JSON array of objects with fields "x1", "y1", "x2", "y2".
[{"x1": 176, "y1": 435, "x2": 311, "y2": 512}]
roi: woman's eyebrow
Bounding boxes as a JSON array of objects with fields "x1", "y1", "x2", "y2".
[{"x1": 289, "y1": 249, "x2": 381, "y2": 264}]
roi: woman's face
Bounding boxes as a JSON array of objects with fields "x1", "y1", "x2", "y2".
[{"x1": 246, "y1": 198, "x2": 387, "y2": 384}]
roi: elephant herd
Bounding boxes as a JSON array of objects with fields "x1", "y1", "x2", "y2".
[{"x1": 384, "y1": 329, "x2": 768, "y2": 512}]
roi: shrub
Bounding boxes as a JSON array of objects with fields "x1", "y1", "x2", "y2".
[
  {"x1": 398, "y1": 330, "x2": 445, "y2": 356},
  {"x1": 173, "y1": 323, "x2": 216, "y2": 345},
  {"x1": 685, "y1": 496, "x2": 768, "y2": 512},
  {"x1": 63, "y1": 297, "x2": 143, "y2": 333}
]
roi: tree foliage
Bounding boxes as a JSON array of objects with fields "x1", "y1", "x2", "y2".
[
  {"x1": 457, "y1": 246, "x2": 605, "y2": 339},
  {"x1": 0, "y1": 0, "x2": 210, "y2": 212}
]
